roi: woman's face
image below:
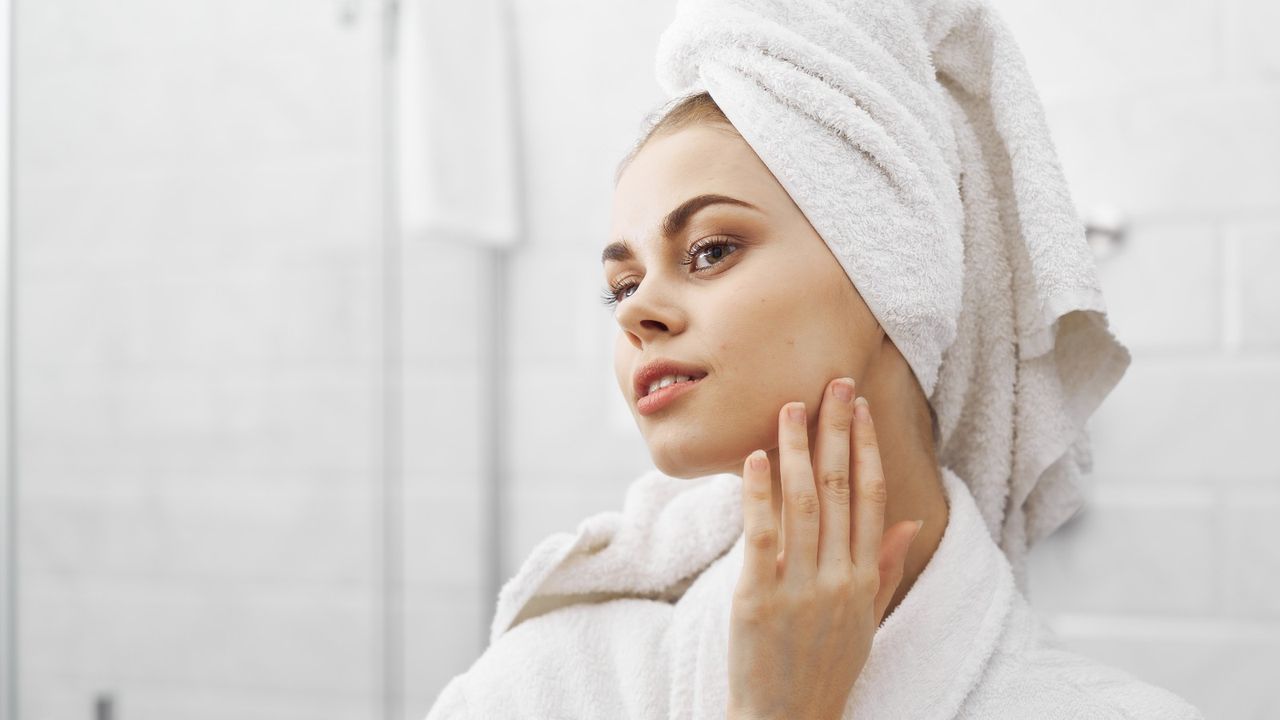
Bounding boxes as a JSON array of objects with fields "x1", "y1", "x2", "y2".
[{"x1": 605, "y1": 123, "x2": 885, "y2": 479}]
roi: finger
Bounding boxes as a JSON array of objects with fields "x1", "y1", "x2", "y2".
[
  {"x1": 873, "y1": 520, "x2": 924, "y2": 626},
  {"x1": 779, "y1": 401, "x2": 819, "y2": 582},
  {"x1": 851, "y1": 396, "x2": 887, "y2": 570},
  {"x1": 813, "y1": 378, "x2": 856, "y2": 571},
  {"x1": 739, "y1": 449, "x2": 778, "y2": 590}
]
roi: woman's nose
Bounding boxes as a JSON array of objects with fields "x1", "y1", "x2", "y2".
[{"x1": 616, "y1": 278, "x2": 684, "y2": 342}]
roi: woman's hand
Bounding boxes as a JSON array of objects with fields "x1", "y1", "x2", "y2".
[{"x1": 726, "y1": 378, "x2": 924, "y2": 720}]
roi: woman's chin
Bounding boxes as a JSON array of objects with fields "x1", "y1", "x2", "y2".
[{"x1": 648, "y1": 445, "x2": 743, "y2": 479}]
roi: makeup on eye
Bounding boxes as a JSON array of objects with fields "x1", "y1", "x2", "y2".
[{"x1": 599, "y1": 235, "x2": 742, "y2": 309}]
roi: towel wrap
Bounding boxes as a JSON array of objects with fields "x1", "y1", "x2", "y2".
[{"x1": 653, "y1": 0, "x2": 1132, "y2": 591}]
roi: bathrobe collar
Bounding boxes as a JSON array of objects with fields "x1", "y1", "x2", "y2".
[
  {"x1": 488, "y1": 468, "x2": 745, "y2": 644},
  {"x1": 847, "y1": 465, "x2": 1017, "y2": 718},
  {"x1": 489, "y1": 465, "x2": 1017, "y2": 720}
]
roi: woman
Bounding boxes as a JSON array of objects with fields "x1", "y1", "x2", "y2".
[
  {"x1": 604, "y1": 102, "x2": 954, "y2": 718},
  {"x1": 426, "y1": 0, "x2": 1205, "y2": 717}
]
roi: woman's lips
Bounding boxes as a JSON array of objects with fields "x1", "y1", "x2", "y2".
[{"x1": 637, "y1": 376, "x2": 704, "y2": 416}]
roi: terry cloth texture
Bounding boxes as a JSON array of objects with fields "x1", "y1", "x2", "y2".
[
  {"x1": 424, "y1": 465, "x2": 1203, "y2": 719},
  {"x1": 651, "y1": 0, "x2": 1132, "y2": 590}
]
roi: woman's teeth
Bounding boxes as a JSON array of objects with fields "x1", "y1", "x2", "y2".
[{"x1": 648, "y1": 374, "x2": 693, "y2": 395}]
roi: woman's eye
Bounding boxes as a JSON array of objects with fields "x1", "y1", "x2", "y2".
[
  {"x1": 598, "y1": 237, "x2": 740, "y2": 311},
  {"x1": 684, "y1": 237, "x2": 739, "y2": 271},
  {"x1": 599, "y1": 280, "x2": 638, "y2": 308}
]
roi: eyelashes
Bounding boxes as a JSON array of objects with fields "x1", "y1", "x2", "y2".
[{"x1": 599, "y1": 236, "x2": 740, "y2": 310}]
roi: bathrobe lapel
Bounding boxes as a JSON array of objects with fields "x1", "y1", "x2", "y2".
[
  {"x1": 488, "y1": 469, "x2": 745, "y2": 645},
  {"x1": 665, "y1": 466, "x2": 1017, "y2": 719},
  {"x1": 488, "y1": 465, "x2": 1016, "y2": 720}
]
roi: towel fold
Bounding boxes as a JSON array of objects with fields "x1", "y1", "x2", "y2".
[{"x1": 652, "y1": 0, "x2": 1132, "y2": 589}]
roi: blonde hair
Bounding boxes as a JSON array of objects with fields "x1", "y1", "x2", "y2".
[{"x1": 614, "y1": 92, "x2": 737, "y2": 186}]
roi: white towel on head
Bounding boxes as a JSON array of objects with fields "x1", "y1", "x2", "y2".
[{"x1": 653, "y1": 0, "x2": 1132, "y2": 590}]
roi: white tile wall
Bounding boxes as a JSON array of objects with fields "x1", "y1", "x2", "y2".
[
  {"x1": 402, "y1": 586, "x2": 487, "y2": 718},
  {"x1": 1025, "y1": 486, "x2": 1219, "y2": 615},
  {"x1": 21, "y1": 477, "x2": 377, "y2": 585},
  {"x1": 21, "y1": 677, "x2": 376, "y2": 720},
  {"x1": 1043, "y1": 615, "x2": 1280, "y2": 718},
  {"x1": 1222, "y1": 0, "x2": 1280, "y2": 82},
  {"x1": 1005, "y1": 2, "x2": 1280, "y2": 717},
  {"x1": 1093, "y1": 221, "x2": 1221, "y2": 351},
  {"x1": 989, "y1": 0, "x2": 1218, "y2": 99},
  {"x1": 22, "y1": 577, "x2": 378, "y2": 694},
  {"x1": 1222, "y1": 489, "x2": 1280, "y2": 619},
  {"x1": 15, "y1": 1, "x2": 386, "y2": 718},
  {"x1": 400, "y1": 236, "x2": 492, "y2": 711},
  {"x1": 1087, "y1": 357, "x2": 1280, "y2": 484},
  {"x1": 1234, "y1": 219, "x2": 1280, "y2": 350},
  {"x1": 0, "y1": 0, "x2": 11, "y2": 714},
  {"x1": 1041, "y1": 87, "x2": 1280, "y2": 220}
]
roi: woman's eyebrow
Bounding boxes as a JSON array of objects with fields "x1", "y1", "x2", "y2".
[{"x1": 601, "y1": 193, "x2": 760, "y2": 266}]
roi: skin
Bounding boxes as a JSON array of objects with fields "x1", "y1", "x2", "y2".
[
  {"x1": 603, "y1": 123, "x2": 951, "y2": 716},
  {"x1": 729, "y1": 390, "x2": 916, "y2": 719}
]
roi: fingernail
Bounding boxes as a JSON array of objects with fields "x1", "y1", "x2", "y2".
[
  {"x1": 832, "y1": 378, "x2": 854, "y2": 403},
  {"x1": 911, "y1": 519, "x2": 924, "y2": 542},
  {"x1": 854, "y1": 396, "x2": 870, "y2": 421},
  {"x1": 787, "y1": 403, "x2": 806, "y2": 424}
]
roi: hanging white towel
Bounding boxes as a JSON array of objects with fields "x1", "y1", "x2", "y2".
[{"x1": 397, "y1": 0, "x2": 520, "y2": 247}]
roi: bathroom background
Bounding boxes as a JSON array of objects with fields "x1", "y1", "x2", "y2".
[{"x1": 1, "y1": 0, "x2": 1277, "y2": 718}]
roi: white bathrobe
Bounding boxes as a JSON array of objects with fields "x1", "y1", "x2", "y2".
[{"x1": 424, "y1": 466, "x2": 1203, "y2": 719}]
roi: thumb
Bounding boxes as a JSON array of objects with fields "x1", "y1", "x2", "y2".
[{"x1": 872, "y1": 519, "x2": 924, "y2": 626}]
